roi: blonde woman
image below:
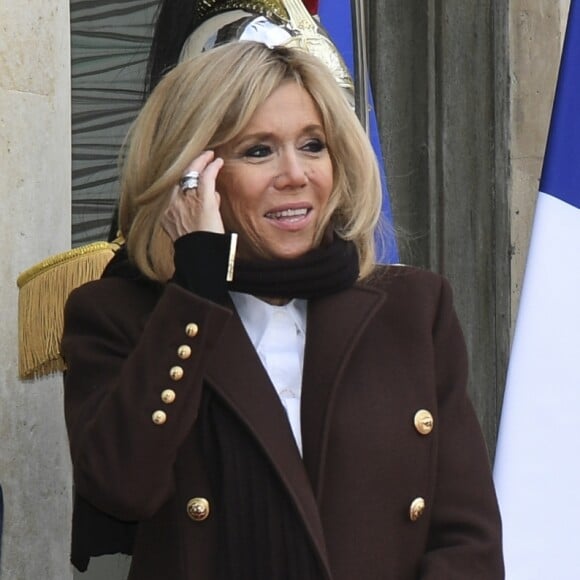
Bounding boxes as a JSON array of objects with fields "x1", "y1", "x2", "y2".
[{"x1": 63, "y1": 42, "x2": 503, "y2": 579}]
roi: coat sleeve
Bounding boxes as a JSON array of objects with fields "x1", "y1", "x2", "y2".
[
  {"x1": 62, "y1": 279, "x2": 232, "y2": 521},
  {"x1": 419, "y1": 277, "x2": 504, "y2": 579}
]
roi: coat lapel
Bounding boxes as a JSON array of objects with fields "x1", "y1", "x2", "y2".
[
  {"x1": 301, "y1": 285, "x2": 385, "y2": 498},
  {"x1": 205, "y1": 309, "x2": 333, "y2": 578}
]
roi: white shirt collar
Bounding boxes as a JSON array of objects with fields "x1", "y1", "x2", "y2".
[{"x1": 229, "y1": 291, "x2": 307, "y2": 347}]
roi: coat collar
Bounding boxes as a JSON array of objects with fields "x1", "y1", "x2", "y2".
[{"x1": 204, "y1": 283, "x2": 385, "y2": 578}]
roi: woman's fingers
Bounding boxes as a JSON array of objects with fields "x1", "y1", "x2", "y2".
[
  {"x1": 183, "y1": 154, "x2": 225, "y2": 233},
  {"x1": 179, "y1": 150, "x2": 215, "y2": 194},
  {"x1": 197, "y1": 156, "x2": 224, "y2": 197},
  {"x1": 195, "y1": 156, "x2": 224, "y2": 207},
  {"x1": 162, "y1": 151, "x2": 225, "y2": 241}
]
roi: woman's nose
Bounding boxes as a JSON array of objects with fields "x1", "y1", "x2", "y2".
[{"x1": 274, "y1": 150, "x2": 308, "y2": 189}]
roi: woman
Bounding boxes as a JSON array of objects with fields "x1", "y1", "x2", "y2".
[{"x1": 62, "y1": 41, "x2": 504, "y2": 579}]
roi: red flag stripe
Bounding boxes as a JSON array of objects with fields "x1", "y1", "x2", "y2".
[{"x1": 303, "y1": 0, "x2": 319, "y2": 15}]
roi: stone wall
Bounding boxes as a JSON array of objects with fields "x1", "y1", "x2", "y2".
[{"x1": 0, "y1": 0, "x2": 73, "y2": 578}]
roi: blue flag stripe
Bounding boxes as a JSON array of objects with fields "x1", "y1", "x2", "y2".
[
  {"x1": 539, "y1": 0, "x2": 580, "y2": 209},
  {"x1": 318, "y1": 1, "x2": 399, "y2": 262}
]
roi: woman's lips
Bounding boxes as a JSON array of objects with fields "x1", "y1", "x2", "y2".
[
  {"x1": 265, "y1": 207, "x2": 309, "y2": 220},
  {"x1": 264, "y1": 206, "x2": 313, "y2": 229}
]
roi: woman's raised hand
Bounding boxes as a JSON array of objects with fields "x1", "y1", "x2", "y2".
[{"x1": 161, "y1": 150, "x2": 225, "y2": 241}]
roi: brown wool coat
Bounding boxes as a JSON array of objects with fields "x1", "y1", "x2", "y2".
[{"x1": 62, "y1": 265, "x2": 504, "y2": 580}]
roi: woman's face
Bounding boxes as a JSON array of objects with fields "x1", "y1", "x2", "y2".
[{"x1": 216, "y1": 81, "x2": 333, "y2": 261}]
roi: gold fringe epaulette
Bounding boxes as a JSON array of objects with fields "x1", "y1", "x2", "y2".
[{"x1": 17, "y1": 240, "x2": 122, "y2": 380}]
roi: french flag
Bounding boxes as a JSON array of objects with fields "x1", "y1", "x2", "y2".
[
  {"x1": 493, "y1": 1, "x2": 580, "y2": 578},
  {"x1": 308, "y1": 1, "x2": 398, "y2": 263}
]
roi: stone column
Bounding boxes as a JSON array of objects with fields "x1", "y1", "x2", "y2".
[
  {"x1": 0, "y1": 0, "x2": 73, "y2": 577},
  {"x1": 509, "y1": 0, "x2": 571, "y2": 330}
]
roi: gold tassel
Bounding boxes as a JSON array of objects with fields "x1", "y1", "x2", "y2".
[{"x1": 17, "y1": 240, "x2": 121, "y2": 380}]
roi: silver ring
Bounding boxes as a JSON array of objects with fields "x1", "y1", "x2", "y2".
[{"x1": 179, "y1": 171, "x2": 199, "y2": 192}]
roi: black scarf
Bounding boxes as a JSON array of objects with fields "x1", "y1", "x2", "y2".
[
  {"x1": 231, "y1": 236, "x2": 359, "y2": 299},
  {"x1": 104, "y1": 234, "x2": 359, "y2": 301}
]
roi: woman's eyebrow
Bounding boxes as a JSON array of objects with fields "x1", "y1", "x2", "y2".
[{"x1": 233, "y1": 125, "x2": 326, "y2": 145}]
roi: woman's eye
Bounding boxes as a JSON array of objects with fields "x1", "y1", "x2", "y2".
[
  {"x1": 302, "y1": 139, "x2": 326, "y2": 153},
  {"x1": 244, "y1": 144, "x2": 272, "y2": 158}
]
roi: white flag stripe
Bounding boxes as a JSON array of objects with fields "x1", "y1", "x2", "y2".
[{"x1": 494, "y1": 191, "x2": 580, "y2": 580}]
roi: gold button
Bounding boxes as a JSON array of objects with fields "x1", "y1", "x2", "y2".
[
  {"x1": 414, "y1": 409, "x2": 434, "y2": 435},
  {"x1": 161, "y1": 389, "x2": 176, "y2": 404},
  {"x1": 185, "y1": 323, "x2": 199, "y2": 338},
  {"x1": 187, "y1": 497, "x2": 210, "y2": 522},
  {"x1": 409, "y1": 497, "x2": 426, "y2": 522},
  {"x1": 170, "y1": 366, "x2": 184, "y2": 381},
  {"x1": 177, "y1": 345, "x2": 192, "y2": 360},
  {"x1": 152, "y1": 410, "x2": 167, "y2": 425}
]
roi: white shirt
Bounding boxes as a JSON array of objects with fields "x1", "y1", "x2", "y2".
[{"x1": 230, "y1": 291, "x2": 307, "y2": 454}]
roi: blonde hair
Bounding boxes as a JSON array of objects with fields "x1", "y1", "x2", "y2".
[{"x1": 119, "y1": 41, "x2": 383, "y2": 281}]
